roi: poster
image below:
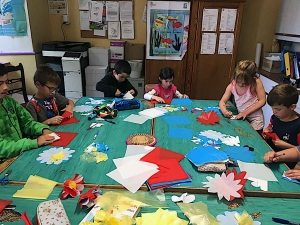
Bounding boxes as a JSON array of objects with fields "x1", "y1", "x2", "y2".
[
  {"x1": 147, "y1": 1, "x2": 190, "y2": 60},
  {"x1": 0, "y1": 0, "x2": 27, "y2": 36},
  {"x1": 89, "y1": 1, "x2": 107, "y2": 32},
  {"x1": 218, "y1": 33, "x2": 234, "y2": 54},
  {"x1": 48, "y1": 0, "x2": 67, "y2": 14},
  {"x1": 220, "y1": 8, "x2": 237, "y2": 32}
]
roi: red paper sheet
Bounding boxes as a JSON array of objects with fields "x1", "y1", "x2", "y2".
[
  {"x1": 0, "y1": 199, "x2": 12, "y2": 212},
  {"x1": 58, "y1": 116, "x2": 79, "y2": 126},
  {"x1": 140, "y1": 147, "x2": 184, "y2": 163},
  {"x1": 262, "y1": 132, "x2": 279, "y2": 140},
  {"x1": 151, "y1": 98, "x2": 172, "y2": 105},
  {"x1": 49, "y1": 132, "x2": 78, "y2": 147}
]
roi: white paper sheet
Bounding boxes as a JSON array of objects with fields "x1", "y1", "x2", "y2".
[
  {"x1": 80, "y1": 11, "x2": 91, "y2": 30},
  {"x1": 138, "y1": 108, "x2": 166, "y2": 119},
  {"x1": 202, "y1": 8, "x2": 218, "y2": 31},
  {"x1": 90, "y1": 1, "x2": 103, "y2": 22},
  {"x1": 117, "y1": 161, "x2": 158, "y2": 179},
  {"x1": 237, "y1": 161, "x2": 278, "y2": 181},
  {"x1": 106, "y1": 1, "x2": 119, "y2": 21},
  {"x1": 49, "y1": 133, "x2": 61, "y2": 141},
  {"x1": 142, "y1": 4, "x2": 147, "y2": 23},
  {"x1": 200, "y1": 33, "x2": 217, "y2": 54},
  {"x1": 124, "y1": 114, "x2": 149, "y2": 124},
  {"x1": 218, "y1": 33, "x2": 234, "y2": 54},
  {"x1": 121, "y1": 20, "x2": 134, "y2": 39},
  {"x1": 220, "y1": 8, "x2": 237, "y2": 31},
  {"x1": 94, "y1": 29, "x2": 106, "y2": 36},
  {"x1": 120, "y1": 1, "x2": 133, "y2": 21},
  {"x1": 113, "y1": 154, "x2": 146, "y2": 168},
  {"x1": 108, "y1": 21, "x2": 120, "y2": 39},
  {"x1": 124, "y1": 145, "x2": 155, "y2": 157},
  {"x1": 248, "y1": 177, "x2": 268, "y2": 191},
  {"x1": 123, "y1": 91, "x2": 134, "y2": 100},
  {"x1": 78, "y1": 0, "x2": 91, "y2": 10}
]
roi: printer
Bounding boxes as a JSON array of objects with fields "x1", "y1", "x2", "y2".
[{"x1": 42, "y1": 41, "x2": 91, "y2": 102}]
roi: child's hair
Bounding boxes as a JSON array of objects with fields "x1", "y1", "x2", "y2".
[
  {"x1": 0, "y1": 64, "x2": 7, "y2": 77},
  {"x1": 34, "y1": 65, "x2": 60, "y2": 86},
  {"x1": 267, "y1": 84, "x2": 298, "y2": 107},
  {"x1": 233, "y1": 60, "x2": 258, "y2": 88},
  {"x1": 158, "y1": 67, "x2": 175, "y2": 83},
  {"x1": 114, "y1": 60, "x2": 131, "y2": 75}
]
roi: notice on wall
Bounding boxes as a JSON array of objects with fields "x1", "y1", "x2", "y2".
[
  {"x1": 78, "y1": 0, "x2": 91, "y2": 10},
  {"x1": 121, "y1": 20, "x2": 134, "y2": 39},
  {"x1": 220, "y1": 8, "x2": 237, "y2": 31},
  {"x1": 108, "y1": 21, "x2": 120, "y2": 39},
  {"x1": 120, "y1": 1, "x2": 133, "y2": 21},
  {"x1": 200, "y1": 33, "x2": 217, "y2": 54},
  {"x1": 218, "y1": 33, "x2": 234, "y2": 54},
  {"x1": 90, "y1": 1, "x2": 103, "y2": 22},
  {"x1": 106, "y1": 1, "x2": 119, "y2": 21},
  {"x1": 202, "y1": 8, "x2": 218, "y2": 31},
  {"x1": 80, "y1": 11, "x2": 91, "y2": 30},
  {"x1": 48, "y1": 0, "x2": 67, "y2": 14}
]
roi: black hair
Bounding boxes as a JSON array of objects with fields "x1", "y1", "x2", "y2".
[
  {"x1": 0, "y1": 64, "x2": 7, "y2": 76},
  {"x1": 34, "y1": 65, "x2": 61, "y2": 86},
  {"x1": 114, "y1": 60, "x2": 131, "y2": 75},
  {"x1": 158, "y1": 67, "x2": 175, "y2": 83},
  {"x1": 267, "y1": 84, "x2": 298, "y2": 107}
]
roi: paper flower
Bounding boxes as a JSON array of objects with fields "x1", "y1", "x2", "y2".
[
  {"x1": 61, "y1": 174, "x2": 84, "y2": 200},
  {"x1": 73, "y1": 105, "x2": 93, "y2": 112},
  {"x1": 36, "y1": 147, "x2": 75, "y2": 165},
  {"x1": 197, "y1": 111, "x2": 220, "y2": 125},
  {"x1": 78, "y1": 186, "x2": 102, "y2": 208},
  {"x1": 216, "y1": 211, "x2": 261, "y2": 225},
  {"x1": 191, "y1": 135, "x2": 222, "y2": 148},
  {"x1": 202, "y1": 169, "x2": 247, "y2": 201}
]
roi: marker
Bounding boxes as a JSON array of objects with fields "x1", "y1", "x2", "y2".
[
  {"x1": 87, "y1": 123, "x2": 97, "y2": 130},
  {"x1": 276, "y1": 153, "x2": 286, "y2": 157},
  {"x1": 93, "y1": 130, "x2": 99, "y2": 140}
]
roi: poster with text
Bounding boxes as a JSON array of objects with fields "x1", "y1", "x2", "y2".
[
  {"x1": 147, "y1": 1, "x2": 190, "y2": 60},
  {"x1": 0, "y1": 0, "x2": 27, "y2": 36}
]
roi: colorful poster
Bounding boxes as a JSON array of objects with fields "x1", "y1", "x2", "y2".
[
  {"x1": 0, "y1": 0, "x2": 27, "y2": 36},
  {"x1": 147, "y1": 1, "x2": 190, "y2": 60},
  {"x1": 48, "y1": 0, "x2": 67, "y2": 15}
]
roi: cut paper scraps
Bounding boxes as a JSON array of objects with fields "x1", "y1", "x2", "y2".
[
  {"x1": 217, "y1": 211, "x2": 261, "y2": 225},
  {"x1": 169, "y1": 127, "x2": 193, "y2": 139},
  {"x1": 123, "y1": 92, "x2": 134, "y2": 100},
  {"x1": 202, "y1": 169, "x2": 247, "y2": 201},
  {"x1": 191, "y1": 135, "x2": 222, "y2": 148},
  {"x1": 171, "y1": 98, "x2": 192, "y2": 106},
  {"x1": 163, "y1": 115, "x2": 192, "y2": 125},
  {"x1": 73, "y1": 105, "x2": 93, "y2": 112},
  {"x1": 78, "y1": 186, "x2": 102, "y2": 208},
  {"x1": 248, "y1": 177, "x2": 268, "y2": 191},
  {"x1": 223, "y1": 146, "x2": 255, "y2": 162},
  {"x1": 36, "y1": 147, "x2": 75, "y2": 165},
  {"x1": 13, "y1": 175, "x2": 58, "y2": 200},
  {"x1": 160, "y1": 105, "x2": 180, "y2": 112},
  {"x1": 234, "y1": 126, "x2": 255, "y2": 137},
  {"x1": 171, "y1": 193, "x2": 195, "y2": 203},
  {"x1": 199, "y1": 130, "x2": 240, "y2": 146},
  {"x1": 203, "y1": 107, "x2": 221, "y2": 114},
  {"x1": 85, "y1": 98, "x2": 106, "y2": 105},
  {"x1": 151, "y1": 98, "x2": 172, "y2": 105},
  {"x1": 49, "y1": 132, "x2": 78, "y2": 147},
  {"x1": 61, "y1": 174, "x2": 84, "y2": 200},
  {"x1": 197, "y1": 111, "x2": 220, "y2": 125},
  {"x1": 48, "y1": 132, "x2": 60, "y2": 141}
]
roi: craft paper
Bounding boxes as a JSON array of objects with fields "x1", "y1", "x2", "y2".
[
  {"x1": 58, "y1": 116, "x2": 79, "y2": 126},
  {"x1": 202, "y1": 169, "x2": 247, "y2": 201},
  {"x1": 237, "y1": 160, "x2": 278, "y2": 181},
  {"x1": 203, "y1": 107, "x2": 221, "y2": 114},
  {"x1": 123, "y1": 114, "x2": 149, "y2": 124},
  {"x1": 87, "y1": 123, "x2": 104, "y2": 129},
  {"x1": 199, "y1": 130, "x2": 226, "y2": 141},
  {"x1": 163, "y1": 115, "x2": 192, "y2": 125},
  {"x1": 216, "y1": 211, "x2": 261, "y2": 225},
  {"x1": 124, "y1": 145, "x2": 155, "y2": 157},
  {"x1": 171, "y1": 193, "x2": 195, "y2": 203},
  {"x1": 224, "y1": 146, "x2": 255, "y2": 162},
  {"x1": 36, "y1": 147, "x2": 75, "y2": 165},
  {"x1": 151, "y1": 98, "x2": 172, "y2": 105},
  {"x1": 282, "y1": 172, "x2": 300, "y2": 184},
  {"x1": 171, "y1": 98, "x2": 192, "y2": 106},
  {"x1": 113, "y1": 154, "x2": 147, "y2": 167},
  {"x1": 141, "y1": 147, "x2": 184, "y2": 163},
  {"x1": 221, "y1": 136, "x2": 240, "y2": 146},
  {"x1": 123, "y1": 92, "x2": 134, "y2": 100},
  {"x1": 139, "y1": 108, "x2": 166, "y2": 119},
  {"x1": 85, "y1": 98, "x2": 106, "y2": 105},
  {"x1": 169, "y1": 127, "x2": 193, "y2": 139},
  {"x1": 0, "y1": 199, "x2": 12, "y2": 212},
  {"x1": 186, "y1": 146, "x2": 228, "y2": 166},
  {"x1": 61, "y1": 111, "x2": 72, "y2": 120},
  {"x1": 48, "y1": 133, "x2": 60, "y2": 141},
  {"x1": 73, "y1": 105, "x2": 93, "y2": 112},
  {"x1": 248, "y1": 177, "x2": 268, "y2": 191},
  {"x1": 191, "y1": 135, "x2": 222, "y2": 148},
  {"x1": 49, "y1": 132, "x2": 78, "y2": 147},
  {"x1": 263, "y1": 132, "x2": 279, "y2": 140},
  {"x1": 117, "y1": 161, "x2": 159, "y2": 179},
  {"x1": 197, "y1": 111, "x2": 220, "y2": 125}
]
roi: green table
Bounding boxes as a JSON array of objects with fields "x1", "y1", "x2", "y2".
[{"x1": 1, "y1": 185, "x2": 299, "y2": 225}]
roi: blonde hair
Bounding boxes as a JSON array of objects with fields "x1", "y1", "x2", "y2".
[{"x1": 233, "y1": 60, "x2": 258, "y2": 90}]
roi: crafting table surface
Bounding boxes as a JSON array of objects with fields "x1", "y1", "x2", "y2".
[{"x1": 1, "y1": 185, "x2": 300, "y2": 225}]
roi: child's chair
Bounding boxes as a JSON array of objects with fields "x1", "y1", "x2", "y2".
[{"x1": 144, "y1": 84, "x2": 157, "y2": 93}]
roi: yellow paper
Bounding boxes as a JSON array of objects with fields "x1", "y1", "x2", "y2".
[
  {"x1": 50, "y1": 151, "x2": 65, "y2": 162},
  {"x1": 95, "y1": 152, "x2": 108, "y2": 163},
  {"x1": 234, "y1": 211, "x2": 254, "y2": 225},
  {"x1": 13, "y1": 175, "x2": 58, "y2": 199}
]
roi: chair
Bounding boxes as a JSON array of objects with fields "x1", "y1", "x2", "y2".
[
  {"x1": 5, "y1": 63, "x2": 29, "y2": 105},
  {"x1": 144, "y1": 83, "x2": 157, "y2": 93}
]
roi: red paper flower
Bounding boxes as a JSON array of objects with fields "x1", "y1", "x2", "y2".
[
  {"x1": 226, "y1": 168, "x2": 248, "y2": 200},
  {"x1": 78, "y1": 185, "x2": 102, "y2": 208},
  {"x1": 60, "y1": 174, "x2": 84, "y2": 200},
  {"x1": 197, "y1": 111, "x2": 220, "y2": 125}
]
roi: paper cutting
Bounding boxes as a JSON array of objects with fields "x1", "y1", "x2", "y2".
[
  {"x1": 171, "y1": 193, "x2": 195, "y2": 203},
  {"x1": 85, "y1": 98, "x2": 106, "y2": 105},
  {"x1": 61, "y1": 174, "x2": 84, "y2": 200},
  {"x1": 262, "y1": 132, "x2": 279, "y2": 140},
  {"x1": 78, "y1": 186, "x2": 102, "y2": 208},
  {"x1": 224, "y1": 146, "x2": 255, "y2": 162},
  {"x1": 197, "y1": 111, "x2": 220, "y2": 125},
  {"x1": 73, "y1": 105, "x2": 93, "y2": 112},
  {"x1": 36, "y1": 147, "x2": 75, "y2": 165}
]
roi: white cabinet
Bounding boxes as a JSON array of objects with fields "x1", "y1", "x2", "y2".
[{"x1": 127, "y1": 77, "x2": 144, "y2": 99}]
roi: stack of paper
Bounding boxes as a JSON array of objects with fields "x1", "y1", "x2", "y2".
[{"x1": 138, "y1": 107, "x2": 167, "y2": 119}]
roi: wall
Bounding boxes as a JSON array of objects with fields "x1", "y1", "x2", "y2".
[
  {"x1": 237, "y1": 0, "x2": 281, "y2": 65},
  {"x1": 49, "y1": 0, "x2": 147, "y2": 46}
]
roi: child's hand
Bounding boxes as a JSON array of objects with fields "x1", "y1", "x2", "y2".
[
  {"x1": 115, "y1": 89, "x2": 121, "y2": 96},
  {"x1": 272, "y1": 139, "x2": 287, "y2": 148},
  {"x1": 152, "y1": 96, "x2": 165, "y2": 103},
  {"x1": 62, "y1": 106, "x2": 74, "y2": 117},
  {"x1": 284, "y1": 170, "x2": 300, "y2": 180},
  {"x1": 129, "y1": 89, "x2": 135, "y2": 95},
  {"x1": 182, "y1": 94, "x2": 189, "y2": 98},
  {"x1": 235, "y1": 112, "x2": 248, "y2": 120},
  {"x1": 49, "y1": 116, "x2": 64, "y2": 125},
  {"x1": 42, "y1": 129, "x2": 52, "y2": 135},
  {"x1": 262, "y1": 127, "x2": 272, "y2": 139},
  {"x1": 37, "y1": 134, "x2": 55, "y2": 146},
  {"x1": 264, "y1": 151, "x2": 281, "y2": 163},
  {"x1": 222, "y1": 109, "x2": 232, "y2": 118}
]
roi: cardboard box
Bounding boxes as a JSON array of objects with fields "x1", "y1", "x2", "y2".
[
  {"x1": 110, "y1": 41, "x2": 125, "y2": 60},
  {"x1": 261, "y1": 52, "x2": 281, "y2": 73},
  {"x1": 125, "y1": 43, "x2": 145, "y2": 60}
]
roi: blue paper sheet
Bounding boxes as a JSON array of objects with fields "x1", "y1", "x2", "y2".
[
  {"x1": 171, "y1": 98, "x2": 192, "y2": 106},
  {"x1": 169, "y1": 127, "x2": 193, "y2": 139},
  {"x1": 163, "y1": 115, "x2": 192, "y2": 125},
  {"x1": 203, "y1": 107, "x2": 221, "y2": 114},
  {"x1": 185, "y1": 146, "x2": 228, "y2": 166},
  {"x1": 223, "y1": 146, "x2": 255, "y2": 162}
]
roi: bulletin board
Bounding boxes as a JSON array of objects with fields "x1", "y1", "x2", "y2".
[{"x1": 79, "y1": 0, "x2": 135, "y2": 39}]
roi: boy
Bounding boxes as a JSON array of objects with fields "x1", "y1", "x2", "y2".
[
  {"x1": 0, "y1": 64, "x2": 54, "y2": 161},
  {"x1": 96, "y1": 60, "x2": 138, "y2": 97},
  {"x1": 26, "y1": 65, "x2": 74, "y2": 125},
  {"x1": 263, "y1": 84, "x2": 300, "y2": 168}
]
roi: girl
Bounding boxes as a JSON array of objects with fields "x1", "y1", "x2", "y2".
[
  {"x1": 219, "y1": 60, "x2": 266, "y2": 132},
  {"x1": 144, "y1": 67, "x2": 188, "y2": 103}
]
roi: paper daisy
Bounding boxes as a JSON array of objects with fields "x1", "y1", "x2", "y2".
[
  {"x1": 217, "y1": 211, "x2": 261, "y2": 225},
  {"x1": 37, "y1": 147, "x2": 75, "y2": 165}
]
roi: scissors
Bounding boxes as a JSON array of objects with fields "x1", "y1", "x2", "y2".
[{"x1": 0, "y1": 170, "x2": 12, "y2": 185}]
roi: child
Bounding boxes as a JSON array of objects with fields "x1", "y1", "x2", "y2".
[
  {"x1": 219, "y1": 60, "x2": 266, "y2": 132},
  {"x1": 26, "y1": 65, "x2": 74, "y2": 125},
  {"x1": 264, "y1": 147, "x2": 300, "y2": 179},
  {"x1": 0, "y1": 64, "x2": 54, "y2": 161},
  {"x1": 263, "y1": 84, "x2": 300, "y2": 168},
  {"x1": 144, "y1": 67, "x2": 188, "y2": 103},
  {"x1": 96, "y1": 60, "x2": 137, "y2": 97}
]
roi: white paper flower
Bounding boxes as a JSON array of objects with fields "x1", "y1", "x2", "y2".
[
  {"x1": 73, "y1": 105, "x2": 93, "y2": 112},
  {"x1": 37, "y1": 147, "x2": 75, "y2": 165},
  {"x1": 221, "y1": 136, "x2": 240, "y2": 146},
  {"x1": 217, "y1": 211, "x2": 261, "y2": 225},
  {"x1": 85, "y1": 98, "x2": 106, "y2": 105}
]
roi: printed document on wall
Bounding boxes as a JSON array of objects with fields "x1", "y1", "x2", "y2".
[
  {"x1": 120, "y1": 1, "x2": 133, "y2": 21},
  {"x1": 218, "y1": 33, "x2": 234, "y2": 54},
  {"x1": 106, "y1": 1, "x2": 119, "y2": 21},
  {"x1": 220, "y1": 8, "x2": 237, "y2": 31},
  {"x1": 78, "y1": 0, "x2": 91, "y2": 10},
  {"x1": 121, "y1": 20, "x2": 134, "y2": 39},
  {"x1": 108, "y1": 21, "x2": 120, "y2": 39},
  {"x1": 90, "y1": 1, "x2": 103, "y2": 22},
  {"x1": 201, "y1": 33, "x2": 217, "y2": 54},
  {"x1": 202, "y1": 8, "x2": 218, "y2": 31},
  {"x1": 80, "y1": 11, "x2": 91, "y2": 30},
  {"x1": 48, "y1": 0, "x2": 67, "y2": 14}
]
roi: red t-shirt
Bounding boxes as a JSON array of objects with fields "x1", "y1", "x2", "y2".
[{"x1": 153, "y1": 84, "x2": 177, "y2": 99}]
